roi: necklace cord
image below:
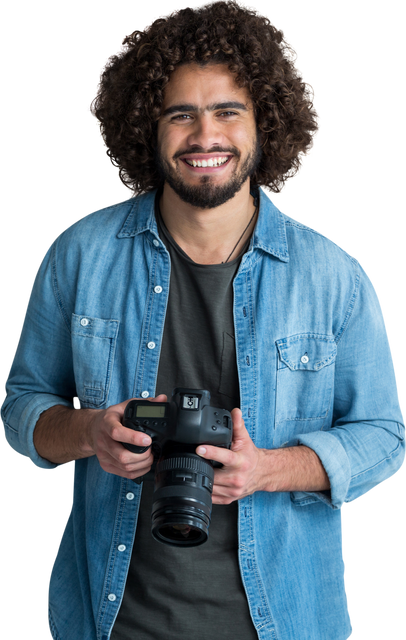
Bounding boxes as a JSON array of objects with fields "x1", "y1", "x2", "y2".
[{"x1": 222, "y1": 201, "x2": 258, "y2": 264}]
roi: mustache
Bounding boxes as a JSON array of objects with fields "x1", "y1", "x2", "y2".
[{"x1": 173, "y1": 146, "x2": 241, "y2": 160}]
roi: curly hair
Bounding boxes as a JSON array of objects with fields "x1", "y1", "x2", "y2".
[{"x1": 91, "y1": 1, "x2": 318, "y2": 194}]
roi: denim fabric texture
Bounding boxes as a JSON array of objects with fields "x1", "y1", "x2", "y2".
[{"x1": 2, "y1": 188, "x2": 404, "y2": 640}]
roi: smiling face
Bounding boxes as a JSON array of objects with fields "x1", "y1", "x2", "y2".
[{"x1": 156, "y1": 63, "x2": 261, "y2": 209}]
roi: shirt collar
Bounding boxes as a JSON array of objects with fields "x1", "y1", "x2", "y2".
[{"x1": 117, "y1": 187, "x2": 289, "y2": 263}]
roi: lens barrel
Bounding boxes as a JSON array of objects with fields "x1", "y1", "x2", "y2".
[{"x1": 151, "y1": 453, "x2": 214, "y2": 547}]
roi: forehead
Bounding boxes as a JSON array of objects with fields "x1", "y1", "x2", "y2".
[{"x1": 161, "y1": 63, "x2": 252, "y2": 108}]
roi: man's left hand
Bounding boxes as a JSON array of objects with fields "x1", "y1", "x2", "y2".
[{"x1": 196, "y1": 408, "x2": 264, "y2": 504}]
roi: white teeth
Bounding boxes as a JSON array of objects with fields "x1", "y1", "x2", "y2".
[{"x1": 185, "y1": 156, "x2": 229, "y2": 167}]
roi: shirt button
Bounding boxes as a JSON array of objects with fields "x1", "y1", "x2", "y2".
[
  {"x1": 301, "y1": 355, "x2": 309, "y2": 364},
  {"x1": 147, "y1": 342, "x2": 156, "y2": 349},
  {"x1": 141, "y1": 391, "x2": 149, "y2": 398},
  {"x1": 154, "y1": 286, "x2": 162, "y2": 294},
  {"x1": 126, "y1": 492, "x2": 135, "y2": 500},
  {"x1": 108, "y1": 594, "x2": 117, "y2": 602},
  {"x1": 118, "y1": 544, "x2": 126, "y2": 552},
  {"x1": 153, "y1": 239, "x2": 159, "y2": 247},
  {"x1": 80, "y1": 318, "x2": 89, "y2": 326}
]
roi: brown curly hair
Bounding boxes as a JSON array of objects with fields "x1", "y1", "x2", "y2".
[{"x1": 91, "y1": 1, "x2": 318, "y2": 194}]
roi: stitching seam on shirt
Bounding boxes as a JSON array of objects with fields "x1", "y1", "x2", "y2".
[
  {"x1": 335, "y1": 263, "x2": 360, "y2": 345},
  {"x1": 350, "y1": 437, "x2": 403, "y2": 481},
  {"x1": 51, "y1": 240, "x2": 71, "y2": 334}
]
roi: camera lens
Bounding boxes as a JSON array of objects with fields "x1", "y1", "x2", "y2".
[
  {"x1": 151, "y1": 453, "x2": 214, "y2": 547},
  {"x1": 157, "y1": 523, "x2": 204, "y2": 544}
]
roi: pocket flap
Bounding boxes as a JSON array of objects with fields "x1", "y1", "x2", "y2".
[
  {"x1": 71, "y1": 313, "x2": 120, "y2": 408},
  {"x1": 275, "y1": 333, "x2": 336, "y2": 371},
  {"x1": 71, "y1": 313, "x2": 119, "y2": 339}
]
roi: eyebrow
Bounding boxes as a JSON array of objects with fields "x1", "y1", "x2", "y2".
[{"x1": 162, "y1": 101, "x2": 248, "y2": 117}]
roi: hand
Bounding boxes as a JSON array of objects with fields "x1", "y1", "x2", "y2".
[
  {"x1": 87, "y1": 394, "x2": 167, "y2": 480},
  {"x1": 196, "y1": 408, "x2": 264, "y2": 504}
]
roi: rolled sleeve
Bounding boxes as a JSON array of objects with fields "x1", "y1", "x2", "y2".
[
  {"x1": 290, "y1": 264, "x2": 405, "y2": 508},
  {"x1": 2, "y1": 240, "x2": 76, "y2": 468},
  {"x1": 3, "y1": 393, "x2": 73, "y2": 469}
]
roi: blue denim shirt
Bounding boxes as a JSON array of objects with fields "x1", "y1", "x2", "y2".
[{"x1": 2, "y1": 188, "x2": 404, "y2": 640}]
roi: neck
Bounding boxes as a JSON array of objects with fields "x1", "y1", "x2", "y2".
[{"x1": 159, "y1": 180, "x2": 257, "y2": 264}]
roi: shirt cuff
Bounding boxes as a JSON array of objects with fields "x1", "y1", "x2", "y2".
[
  {"x1": 288, "y1": 430, "x2": 351, "y2": 509},
  {"x1": 1, "y1": 393, "x2": 76, "y2": 471}
]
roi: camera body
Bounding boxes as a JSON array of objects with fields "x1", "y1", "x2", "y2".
[
  {"x1": 122, "y1": 388, "x2": 233, "y2": 547},
  {"x1": 123, "y1": 388, "x2": 232, "y2": 456}
]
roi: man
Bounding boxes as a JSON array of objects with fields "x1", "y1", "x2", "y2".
[{"x1": 2, "y1": 2, "x2": 404, "y2": 639}]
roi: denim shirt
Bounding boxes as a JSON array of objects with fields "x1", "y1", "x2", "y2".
[{"x1": 2, "y1": 188, "x2": 404, "y2": 640}]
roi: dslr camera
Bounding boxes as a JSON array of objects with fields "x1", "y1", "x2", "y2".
[{"x1": 123, "y1": 388, "x2": 233, "y2": 547}]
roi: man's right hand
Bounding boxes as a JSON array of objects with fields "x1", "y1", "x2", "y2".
[{"x1": 86, "y1": 395, "x2": 167, "y2": 479}]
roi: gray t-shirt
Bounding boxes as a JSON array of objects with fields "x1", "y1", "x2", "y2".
[{"x1": 111, "y1": 207, "x2": 257, "y2": 640}]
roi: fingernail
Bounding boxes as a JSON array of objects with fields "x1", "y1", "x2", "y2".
[
  {"x1": 197, "y1": 447, "x2": 206, "y2": 455},
  {"x1": 142, "y1": 437, "x2": 151, "y2": 445}
]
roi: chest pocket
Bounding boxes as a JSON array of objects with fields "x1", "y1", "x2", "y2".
[
  {"x1": 274, "y1": 334, "x2": 336, "y2": 442},
  {"x1": 71, "y1": 313, "x2": 120, "y2": 408}
]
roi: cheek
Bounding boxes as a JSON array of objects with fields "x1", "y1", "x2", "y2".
[
  {"x1": 229, "y1": 123, "x2": 257, "y2": 150},
  {"x1": 158, "y1": 128, "x2": 185, "y2": 158}
]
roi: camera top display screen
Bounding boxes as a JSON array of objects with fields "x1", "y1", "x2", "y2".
[{"x1": 135, "y1": 404, "x2": 166, "y2": 418}]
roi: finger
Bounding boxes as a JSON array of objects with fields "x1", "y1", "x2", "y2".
[
  {"x1": 100, "y1": 452, "x2": 154, "y2": 479},
  {"x1": 196, "y1": 444, "x2": 236, "y2": 466},
  {"x1": 150, "y1": 394, "x2": 167, "y2": 402},
  {"x1": 110, "y1": 422, "x2": 152, "y2": 447},
  {"x1": 230, "y1": 408, "x2": 247, "y2": 437},
  {"x1": 109, "y1": 450, "x2": 153, "y2": 470},
  {"x1": 108, "y1": 438, "x2": 153, "y2": 464}
]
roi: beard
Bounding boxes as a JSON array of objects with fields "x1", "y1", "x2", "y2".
[{"x1": 154, "y1": 128, "x2": 262, "y2": 209}]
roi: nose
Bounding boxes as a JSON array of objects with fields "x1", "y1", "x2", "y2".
[{"x1": 186, "y1": 115, "x2": 228, "y2": 153}]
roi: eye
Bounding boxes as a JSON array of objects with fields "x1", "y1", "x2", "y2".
[
  {"x1": 218, "y1": 111, "x2": 238, "y2": 117},
  {"x1": 171, "y1": 114, "x2": 192, "y2": 121},
  {"x1": 171, "y1": 111, "x2": 237, "y2": 120}
]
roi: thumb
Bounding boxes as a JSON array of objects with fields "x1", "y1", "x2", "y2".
[
  {"x1": 231, "y1": 408, "x2": 245, "y2": 430},
  {"x1": 230, "y1": 408, "x2": 249, "y2": 451},
  {"x1": 150, "y1": 394, "x2": 167, "y2": 402}
]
